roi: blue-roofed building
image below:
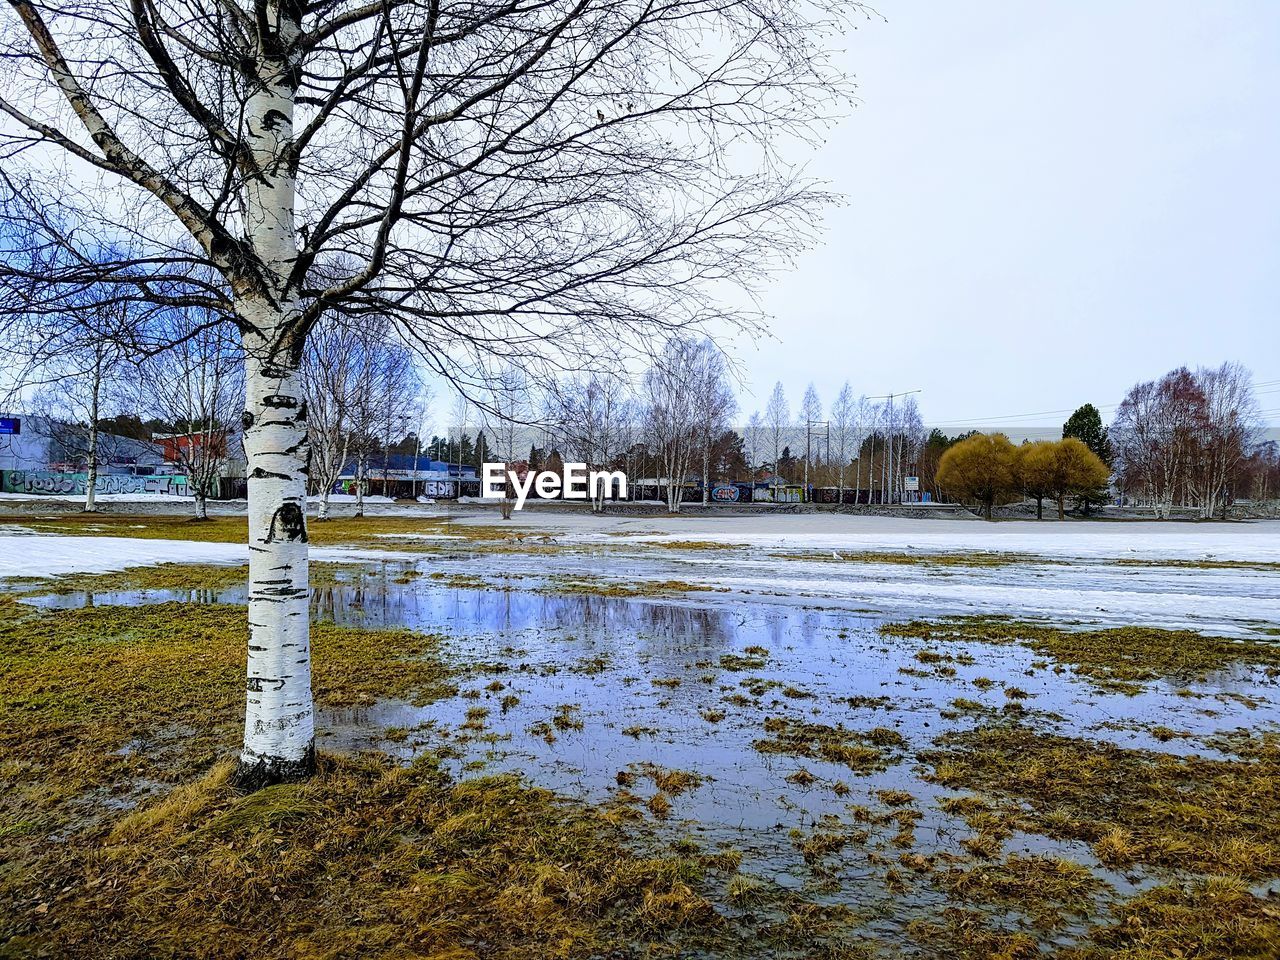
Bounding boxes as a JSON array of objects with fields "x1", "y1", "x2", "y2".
[{"x1": 336, "y1": 454, "x2": 479, "y2": 499}]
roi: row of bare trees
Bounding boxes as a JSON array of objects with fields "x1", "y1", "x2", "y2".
[
  {"x1": 302, "y1": 318, "x2": 425, "y2": 519},
  {"x1": 459, "y1": 341, "x2": 942, "y2": 511},
  {"x1": 7, "y1": 296, "x2": 243, "y2": 517},
  {"x1": 1111, "y1": 363, "x2": 1263, "y2": 519}
]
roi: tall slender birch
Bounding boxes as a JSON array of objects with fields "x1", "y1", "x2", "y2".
[{"x1": 1, "y1": 0, "x2": 857, "y2": 786}]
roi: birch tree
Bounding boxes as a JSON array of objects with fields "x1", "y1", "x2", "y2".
[
  {"x1": 134, "y1": 316, "x2": 244, "y2": 519},
  {"x1": 690, "y1": 340, "x2": 735, "y2": 504},
  {"x1": 744, "y1": 410, "x2": 762, "y2": 479},
  {"x1": 799, "y1": 382, "x2": 822, "y2": 490},
  {"x1": 644, "y1": 338, "x2": 701, "y2": 512},
  {"x1": 1, "y1": 0, "x2": 854, "y2": 786},
  {"x1": 548, "y1": 372, "x2": 630, "y2": 511},
  {"x1": 301, "y1": 320, "x2": 359, "y2": 520},
  {"x1": 830, "y1": 381, "x2": 854, "y2": 502},
  {"x1": 764, "y1": 381, "x2": 789, "y2": 497}
]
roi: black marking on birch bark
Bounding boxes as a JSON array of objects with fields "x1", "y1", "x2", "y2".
[
  {"x1": 241, "y1": 410, "x2": 255, "y2": 430},
  {"x1": 250, "y1": 467, "x2": 293, "y2": 481},
  {"x1": 261, "y1": 109, "x2": 289, "y2": 132},
  {"x1": 262, "y1": 586, "x2": 307, "y2": 598},
  {"x1": 232, "y1": 742, "x2": 315, "y2": 792},
  {"x1": 263, "y1": 394, "x2": 299, "y2": 409},
  {"x1": 246, "y1": 676, "x2": 286, "y2": 692},
  {"x1": 267, "y1": 502, "x2": 308, "y2": 542},
  {"x1": 248, "y1": 645, "x2": 266, "y2": 652},
  {"x1": 249, "y1": 545, "x2": 268, "y2": 553},
  {"x1": 297, "y1": 400, "x2": 307, "y2": 423}
]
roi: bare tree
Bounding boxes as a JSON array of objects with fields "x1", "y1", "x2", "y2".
[
  {"x1": 551, "y1": 371, "x2": 630, "y2": 511},
  {"x1": 1194, "y1": 362, "x2": 1260, "y2": 519},
  {"x1": 1112, "y1": 363, "x2": 1261, "y2": 519},
  {"x1": 1, "y1": 0, "x2": 854, "y2": 786},
  {"x1": 799, "y1": 382, "x2": 822, "y2": 491},
  {"x1": 28, "y1": 336, "x2": 128, "y2": 512},
  {"x1": 830, "y1": 381, "x2": 854, "y2": 503},
  {"x1": 644, "y1": 339, "x2": 701, "y2": 512},
  {"x1": 690, "y1": 340, "x2": 736, "y2": 504},
  {"x1": 744, "y1": 410, "x2": 762, "y2": 480},
  {"x1": 764, "y1": 381, "x2": 789, "y2": 497},
  {"x1": 133, "y1": 315, "x2": 243, "y2": 519},
  {"x1": 302, "y1": 320, "x2": 359, "y2": 520}
]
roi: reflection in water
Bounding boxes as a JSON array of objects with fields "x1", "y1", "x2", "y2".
[{"x1": 18, "y1": 560, "x2": 1280, "y2": 952}]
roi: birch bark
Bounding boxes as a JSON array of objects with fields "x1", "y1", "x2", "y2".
[
  {"x1": 236, "y1": 327, "x2": 314, "y2": 787},
  {"x1": 231, "y1": 16, "x2": 316, "y2": 787}
]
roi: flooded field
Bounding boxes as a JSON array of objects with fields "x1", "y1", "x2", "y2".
[{"x1": 10, "y1": 522, "x2": 1280, "y2": 957}]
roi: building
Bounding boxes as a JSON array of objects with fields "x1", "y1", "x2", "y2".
[
  {"x1": 0, "y1": 413, "x2": 187, "y2": 496},
  {"x1": 335, "y1": 454, "x2": 479, "y2": 499}
]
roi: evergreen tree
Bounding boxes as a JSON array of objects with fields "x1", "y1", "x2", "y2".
[
  {"x1": 474, "y1": 431, "x2": 492, "y2": 469},
  {"x1": 1063, "y1": 404, "x2": 1113, "y2": 465}
]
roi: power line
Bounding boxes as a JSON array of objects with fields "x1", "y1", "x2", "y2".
[{"x1": 928, "y1": 378, "x2": 1280, "y2": 429}]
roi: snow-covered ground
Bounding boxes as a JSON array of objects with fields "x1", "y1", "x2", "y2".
[
  {"x1": 0, "y1": 535, "x2": 419, "y2": 578},
  {"x1": 467, "y1": 511, "x2": 1280, "y2": 563},
  {"x1": 1, "y1": 512, "x2": 1276, "y2": 636}
]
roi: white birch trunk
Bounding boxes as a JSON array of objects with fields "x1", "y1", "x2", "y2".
[
  {"x1": 232, "y1": 21, "x2": 314, "y2": 787},
  {"x1": 236, "y1": 328, "x2": 315, "y2": 787},
  {"x1": 84, "y1": 371, "x2": 100, "y2": 512},
  {"x1": 355, "y1": 454, "x2": 366, "y2": 517},
  {"x1": 83, "y1": 424, "x2": 98, "y2": 512},
  {"x1": 702, "y1": 433, "x2": 710, "y2": 505}
]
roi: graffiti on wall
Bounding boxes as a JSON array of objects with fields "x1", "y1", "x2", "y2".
[{"x1": 1, "y1": 470, "x2": 190, "y2": 496}]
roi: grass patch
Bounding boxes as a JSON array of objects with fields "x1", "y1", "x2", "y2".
[
  {"x1": 939, "y1": 854, "x2": 1106, "y2": 929},
  {"x1": 547, "y1": 577, "x2": 718, "y2": 598},
  {"x1": 1069, "y1": 876, "x2": 1280, "y2": 959},
  {"x1": 0, "y1": 513, "x2": 542, "y2": 551},
  {"x1": 753, "y1": 717, "x2": 904, "y2": 773},
  {"x1": 0, "y1": 595, "x2": 457, "y2": 835},
  {"x1": 921, "y1": 724, "x2": 1280, "y2": 878},
  {"x1": 883, "y1": 617, "x2": 1280, "y2": 694},
  {"x1": 2, "y1": 753, "x2": 731, "y2": 958}
]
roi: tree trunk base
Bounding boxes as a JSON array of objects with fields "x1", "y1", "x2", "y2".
[{"x1": 231, "y1": 743, "x2": 316, "y2": 792}]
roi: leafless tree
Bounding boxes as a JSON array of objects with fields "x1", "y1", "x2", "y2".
[
  {"x1": 132, "y1": 314, "x2": 243, "y2": 519},
  {"x1": 744, "y1": 410, "x2": 762, "y2": 480},
  {"x1": 644, "y1": 338, "x2": 702, "y2": 512},
  {"x1": 830, "y1": 381, "x2": 854, "y2": 502},
  {"x1": 1193, "y1": 362, "x2": 1260, "y2": 519},
  {"x1": 764, "y1": 381, "x2": 789, "y2": 496},
  {"x1": 1, "y1": 0, "x2": 857, "y2": 786},
  {"x1": 1113, "y1": 363, "x2": 1261, "y2": 519},
  {"x1": 28, "y1": 335, "x2": 128, "y2": 512},
  {"x1": 550, "y1": 371, "x2": 630, "y2": 511},
  {"x1": 301, "y1": 319, "x2": 359, "y2": 520},
  {"x1": 799, "y1": 382, "x2": 822, "y2": 490},
  {"x1": 689, "y1": 340, "x2": 735, "y2": 504}
]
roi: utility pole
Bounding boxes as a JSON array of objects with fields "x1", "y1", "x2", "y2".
[
  {"x1": 805, "y1": 418, "x2": 830, "y2": 502},
  {"x1": 865, "y1": 390, "x2": 921, "y2": 505}
]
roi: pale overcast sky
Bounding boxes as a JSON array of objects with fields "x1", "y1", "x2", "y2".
[{"x1": 727, "y1": 0, "x2": 1280, "y2": 430}]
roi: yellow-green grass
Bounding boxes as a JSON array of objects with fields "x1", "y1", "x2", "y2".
[{"x1": 883, "y1": 617, "x2": 1280, "y2": 694}]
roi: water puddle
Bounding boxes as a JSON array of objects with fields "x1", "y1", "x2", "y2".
[{"x1": 20, "y1": 560, "x2": 1280, "y2": 950}]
